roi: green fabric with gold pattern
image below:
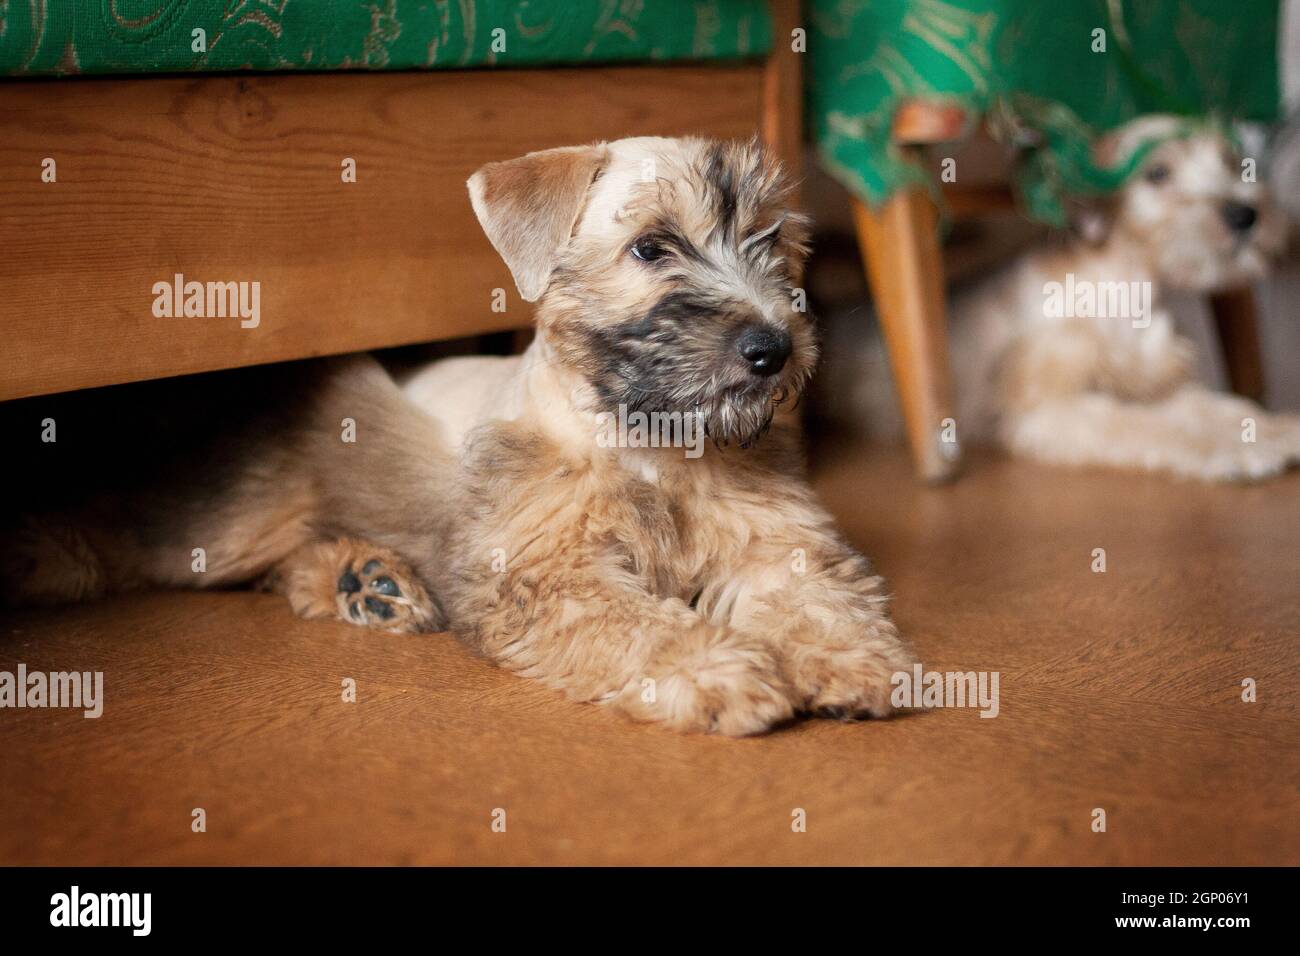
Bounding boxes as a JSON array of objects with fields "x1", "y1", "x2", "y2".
[
  {"x1": 1, "y1": 1, "x2": 772, "y2": 75},
  {"x1": 808, "y1": 0, "x2": 1281, "y2": 222}
]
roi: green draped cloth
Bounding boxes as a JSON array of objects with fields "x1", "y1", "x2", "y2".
[
  {"x1": 808, "y1": 0, "x2": 1282, "y2": 222},
  {"x1": 0, "y1": 0, "x2": 772, "y2": 75}
]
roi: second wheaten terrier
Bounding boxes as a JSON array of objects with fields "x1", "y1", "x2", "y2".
[{"x1": 834, "y1": 116, "x2": 1300, "y2": 481}]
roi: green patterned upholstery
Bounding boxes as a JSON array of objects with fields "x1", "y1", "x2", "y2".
[
  {"x1": 808, "y1": 0, "x2": 1281, "y2": 221},
  {"x1": 1, "y1": 0, "x2": 772, "y2": 75}
]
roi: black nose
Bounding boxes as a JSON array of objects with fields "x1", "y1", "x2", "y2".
[
  {"x1": 736, "y1": 325, "x2": 792, "y2": 376},
  {"x1": 1221, "y1": 202, "x2": 1258, "y2": 233}
]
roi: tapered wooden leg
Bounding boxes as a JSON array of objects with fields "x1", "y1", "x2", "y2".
[
  {"x1": 1209, "y1": 286, "x2": 1265, "y2": 403},
  {"x1": 851, "y1": 190, "x2": 959, "y2": 481}
]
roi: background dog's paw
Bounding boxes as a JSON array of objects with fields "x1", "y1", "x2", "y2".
[
  {"x1": 1266, "y1": 412, "x2": 1300, "y2": 466},
  {"x1": 1194, "y1": 416, "x2": 1300, "y2": 482},
  {"x1": 613, "y1": 625, "x2": 794, "y2": 736},
  {"x1": 783, "y1": 623, "x2": 916, "y2": 719},
  {"x1": 1197, "y1": 447, "x2": 1290, "y2": 482},
  {"x1": 1170, "y1": 404, "x2": 1300, "y2": 482},
  {"x1": 334, "y1": 554, "x2": 438, "y2": 633}
]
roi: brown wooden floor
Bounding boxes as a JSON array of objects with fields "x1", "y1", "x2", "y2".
[{"x1": 2, "y1": 442, "x2": 1297, "y2": 866}]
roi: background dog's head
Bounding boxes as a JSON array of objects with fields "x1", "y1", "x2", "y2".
[
  {"x1": 1077, "y1": 116, "x2": 1287, "y2": 291},
  {"x1": 469, "y1": 136, "x2": 815, "y2": 447}
]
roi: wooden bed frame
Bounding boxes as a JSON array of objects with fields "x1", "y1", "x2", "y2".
[{"x1": 0, "y1": 0, "x2": 801, "y2": 403}]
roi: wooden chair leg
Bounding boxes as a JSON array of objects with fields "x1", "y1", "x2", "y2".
[
  {"x1": 851, "y1": 190, "x2": 960, "y2": 482},
  {"x1": 1209, "y1": 286, "x2": 1265, "y2": 403}
]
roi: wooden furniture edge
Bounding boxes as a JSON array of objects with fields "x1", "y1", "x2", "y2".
[{"x1": 2, "y1": 57, "x2": 792, "y2": 401}]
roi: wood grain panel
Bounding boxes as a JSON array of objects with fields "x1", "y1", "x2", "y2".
[{"x1": 0, "y1": 65, "x2": 764, "y2": 400}]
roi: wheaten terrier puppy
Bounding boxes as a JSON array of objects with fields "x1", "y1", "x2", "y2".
[
  {"x1": 836, "y1": 116, "x2": 1300, "y2": 481},
  {"x1": 5, "y1": 137, "x2": 915, "y2": 736}
]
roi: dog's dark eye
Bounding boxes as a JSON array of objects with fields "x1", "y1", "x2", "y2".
[
  {"x1": 630, "y1": 236, "x2": 668, "y2": 263},
  {"x1": 1144, "y1": 163, "x2": 1171, "y2": 185}
]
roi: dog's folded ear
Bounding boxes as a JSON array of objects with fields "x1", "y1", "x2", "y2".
[
  {"x1": 1065, "y1": 194, "x2": 1116, "y2": 246},
  {"x1": 468, "y1": 144, "x2": 609, "y2": 302}
]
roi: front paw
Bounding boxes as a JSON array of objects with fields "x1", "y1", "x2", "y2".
[
  {"x1": 1165, "y1": 396, "x2": 1300, "y2": 482},
  {"x1": 1201, "y1": 412, "x2": 1300, "y2": 482},
  {"x1": 612, "y1": 625, "x2": 794, "y2": 736},
  {"x1": 782, "y1": 620, "x2": 917, "y2": 719}
]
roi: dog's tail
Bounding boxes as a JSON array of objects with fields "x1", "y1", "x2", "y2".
[
  {"x1": 0, "y1": 516, "x2": 109, "y2": 608},
  {"x1": 0, "y1": 356, "x2": 462, "y2": 609}
]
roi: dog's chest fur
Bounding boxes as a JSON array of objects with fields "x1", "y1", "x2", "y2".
[{"x1": 448, "y1": 415, "x2": 801, "y2": 619}]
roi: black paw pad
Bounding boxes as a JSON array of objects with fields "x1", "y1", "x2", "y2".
[
  {"x1": 361, "y1": 559, "x2": 383, "y2": 575},
  {"x1": 364, "y1": 596, "x2": 395, "y2": 620},
  {"x1": 371, "y1": 575, "x2": 400, "y2": 597},
  {"x1": 338, "y1": 570, "x2": 362, "y2": 594}
]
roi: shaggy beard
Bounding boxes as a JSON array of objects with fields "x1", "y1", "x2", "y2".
[
  {"x1": 698, "y1": 394, "x2": 778, "y2": 448},
  {"x1": 618, "y1": 369, "x2": 808, "y2": 449}
]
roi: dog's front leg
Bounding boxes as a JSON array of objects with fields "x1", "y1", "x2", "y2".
[
  {"x1": 699, "y1": 511, "x2": 916, "y2": 718},
  {"x1": 466, "y1": 577, "x2": 795, "y2": 736},
  {"x1": 1001, "y1": 385, "x2": 1300, "y2": 481}
]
